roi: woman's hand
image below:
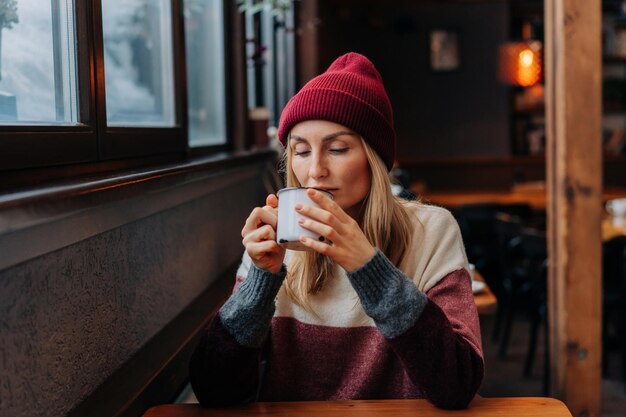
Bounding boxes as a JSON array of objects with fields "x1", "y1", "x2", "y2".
[
  {"x1": 241, "y1": 194, "x2": 286, "y2": 274},
  {"x1": 295, "y1": 188, "x2": 376, "y2": 272}
]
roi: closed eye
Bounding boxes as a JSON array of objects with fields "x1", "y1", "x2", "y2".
[{"x1": 330, "y1": 148, "x2": 349, "y2": 154}]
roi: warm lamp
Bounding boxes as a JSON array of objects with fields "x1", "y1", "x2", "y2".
[{"x1": 498, "y1": 40, "x2": 543, "y2": 87}]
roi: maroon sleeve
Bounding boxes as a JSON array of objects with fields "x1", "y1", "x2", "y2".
[
  {"x1": 386, "y1": 269, "x2": 484, "y2": 409},
  {"x1": 189, "y1": 314, "x2": 262, "y2": 406}
]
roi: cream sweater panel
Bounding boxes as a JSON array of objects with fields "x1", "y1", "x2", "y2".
[{"x1": 237, "y1": 202, "x2": 469, "y2": 328}]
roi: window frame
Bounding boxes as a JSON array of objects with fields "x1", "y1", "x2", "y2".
[
  {"x1": 0, "y1": 0, "x2": 98, "y2": 171},
  {"x1": 94, "y1": 0, "x2": 188, "y2": 160},
  {"x1": 186, "y1": 0, "x2": 234, "y2": 156},
  {"x1": 0, "y1": 0, "x2": 234, "y2": 173}
]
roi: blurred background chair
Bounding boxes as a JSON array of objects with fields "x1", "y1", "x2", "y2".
[
  {"x1": 602, "y1": 235, "x2": 626, "y2": 391},
  {"x1": 453, "y1": 202, "x2": 548, "y2": 384},
  {"x1": 494, "y1": 227, "x2": 549, "y2": 394},
  {"x1": 493, "y1": 212, "x2": 526, "y2": 342},
  {"x1": 454, "y1": 203, "x2": 535, "y2": 312},
  {"x1": 389, "y1": 163, "x2": 416, "y2": 200},
  {"x1": 454, "y1": 203, "x2": 505, "y2": 295}
]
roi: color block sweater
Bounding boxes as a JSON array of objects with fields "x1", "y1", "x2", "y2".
[{"x1": 189, "y1": 203, "x2": 484, "y2": 409}]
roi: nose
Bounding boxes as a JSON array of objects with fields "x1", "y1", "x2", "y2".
[{"x1": 308, "y1": 152, "x2": 328, "y2": 180}]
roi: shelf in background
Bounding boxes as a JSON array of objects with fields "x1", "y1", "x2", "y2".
[
  {"x1": 603, "y1": 110, "x2": 626, "y2": 115},
  {"x1": 603, "y1": 55, "x2": 626, "y2": 63}
]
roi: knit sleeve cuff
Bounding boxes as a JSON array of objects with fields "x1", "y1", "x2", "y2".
[
  {"x1": 347, "y1": 249, "x2": 427, "y2": 338},
  {"x1": 219, "y1": 264, "x2": 286, "y2": 348}
]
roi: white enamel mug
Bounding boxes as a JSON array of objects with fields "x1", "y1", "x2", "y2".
[{"x1": 276, "y1": 187, "x2": 333, "y2": 251}]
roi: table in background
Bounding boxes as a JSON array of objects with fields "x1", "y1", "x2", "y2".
[
  {"x1": 414, "y1": 186, "x2": 626, "y2": 242},
  {"x1": 413, "y1": 186, "x2": 626, "y2": 211},
  {"x1": 143, "y1": 397, "x2": 572, "y2": 417},
  {"x1": 473, "y1": 271, "x2": 497, "y2": 315},
  {"x1": 603, "y1": 218, "x2": 626, "y2": 241},
  {"x1": 416, "y1": 189, "x2": 547, "y2": 211}
]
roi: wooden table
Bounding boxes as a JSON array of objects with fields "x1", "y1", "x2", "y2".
[
  {"x1": 417, "y1": 189, "x2": 548, "y2": 211},
  {"x1": 414, "y1": 186, "x2": 626, "y2": 211},
  {"x1": 143, "y1": 397, "x2": 572, "y2": 417},
  {"x1": 414, "y1": 187, "x2": 626, "y2": 243},
  {"x1": 473, "y1": 271, "x2": 497, "y2": 315},
  {"x1": 603, "y1": 218, "x2": 626, "y2": 241}
]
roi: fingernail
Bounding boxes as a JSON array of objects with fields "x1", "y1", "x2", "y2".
[
  {"x1": 295, "y1": 203, "x2": 302, "y2": 210},
  {"x1": 298, "y1": 218, "x2": 304, "y2": 225}
]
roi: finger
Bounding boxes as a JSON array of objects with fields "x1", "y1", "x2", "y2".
[
  {"x1": 247, "y1": 239, "x2": 282, "y2": 256},
  {"x1": 297, "y1": 217, "x2": 336, "y2": 242},
  {"x1": 306, "y1": 188, "x2": 351, "y2": 221},
  {"x1": 266, "y1": 193, "x2": 279, "y2": 208},
  {"x1": 298, "y1": 235, "x2": 334, "y2": 255},
  {"x1": 243, "y1": 224, "x2": 276, "y2": 246},
  {"x1": 296, "y1": 204, "x2": 337, "y2": 228},
  {"x1": 242, "y1": 206, "x2": 278, "y2": 237},
  {"x1": 256, "y1": 205, "x2": 278, "y2": 226},
  {"x1": 241, "y1": 214, "x2": 259, "y2": 238},
  {"x1": 261, "y1": 204, "x2": 278, "y2": 228}
]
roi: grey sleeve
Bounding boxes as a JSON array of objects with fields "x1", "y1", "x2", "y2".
[
  {"x1": 219, "y1": 264, "x2": 286, "y2": 348},
  {"x1": 346, "y1": 249, "x2": 427, "y2": 338}
]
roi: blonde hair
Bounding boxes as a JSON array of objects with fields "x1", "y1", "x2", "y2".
[{"x1": 281, "y1": 137, "x2": 415, "y2": 311}]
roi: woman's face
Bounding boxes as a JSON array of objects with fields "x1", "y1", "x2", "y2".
[{"x1": 288, "y1": 120, "x2": 371, "y2": 219}]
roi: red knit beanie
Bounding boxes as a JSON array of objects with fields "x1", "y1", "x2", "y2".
[{"x1": 278, "y1": 52, "x2": 396, "y2": 170}]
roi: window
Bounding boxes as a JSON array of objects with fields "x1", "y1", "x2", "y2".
[
  {"x1": 102, "y1": 0, "x2": 176, "y2": 127},
  {"x1": 0, "y1": 0, "x2": 78, "y2": 124},
  {"x1": 184, "y1": 0, "x2": 227, "y2": 147},
  {"x1": 0, "y1": 0, "x2": 230, "y2": 172},
  {"x1": 243, "y1": 0, "x2": 296, "y2": 128}
]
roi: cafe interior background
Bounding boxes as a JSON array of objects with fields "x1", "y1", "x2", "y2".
[{"x1": 0, "y1": 0, "x2": 625, "y2": 416}]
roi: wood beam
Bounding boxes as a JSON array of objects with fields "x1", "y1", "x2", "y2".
[{"x1": 545, "y1": 1, "x2": 602, "y2": 416}]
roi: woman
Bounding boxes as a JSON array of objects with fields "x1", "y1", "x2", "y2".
[{"x1": 189, "y1": 52, "x2": 483, "y2": 409}]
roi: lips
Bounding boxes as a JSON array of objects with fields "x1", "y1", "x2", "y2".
[{"x1": 309, "y1": 187, "x2": 338, "y2": 196}]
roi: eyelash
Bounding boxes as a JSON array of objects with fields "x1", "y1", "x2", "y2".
[{"x1": 293, "y1": 148, "x2": 348, "y2": 156}]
